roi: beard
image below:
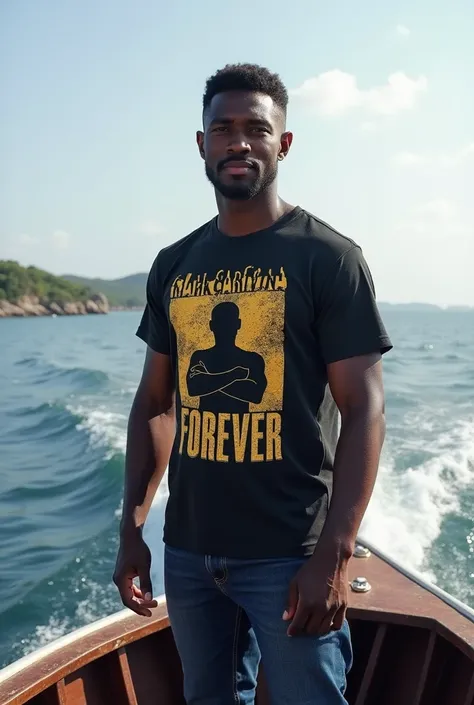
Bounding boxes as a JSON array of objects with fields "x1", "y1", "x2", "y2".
[{"x1": 205, "y1": 161, "x2": 278, "y2": 201}]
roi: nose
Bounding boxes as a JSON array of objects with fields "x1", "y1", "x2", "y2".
[{"x1": 226, "y1": 135, "x2": 250, "y2": 154}]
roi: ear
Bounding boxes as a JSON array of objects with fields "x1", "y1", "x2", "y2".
[
  {"x1": 278, "y1": 131, "x2": 294, "y2": 161},
  {"x1": 196, "y1": 131, "x2": 205, "y2": 160}
]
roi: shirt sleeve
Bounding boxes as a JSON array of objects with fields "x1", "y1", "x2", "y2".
[
  {"x1": 315, "y1": 245, "x2": 392, "y2": 365},
  {"x1": 136, "y1": 255, "x2": 170, "y2": 355}
]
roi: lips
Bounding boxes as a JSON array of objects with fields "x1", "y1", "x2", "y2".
[
  {"x1": 220, "y1": 160, "x2": 255, "y2": 175},
  {"x1": 223, "y1": 165, "x2": 252, "y2": 175}
]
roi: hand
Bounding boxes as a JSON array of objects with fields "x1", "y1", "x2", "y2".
[
  {"x1": 283, "y1": 546, "x2": 349, "y2": 637},
  {"x1": 113, "y1": 529, "x2": 158, "y2": 617},
  {"x1": 189, "y1": 360, "x2": 209, "y2": 378}
]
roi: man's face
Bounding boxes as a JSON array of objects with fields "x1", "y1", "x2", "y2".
[{"x1": 197, "y1": 91, "x2": 292, "y2": 200}]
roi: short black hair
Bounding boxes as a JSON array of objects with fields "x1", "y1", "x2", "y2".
[{"x1": 202, "y1": 63, "x2": 288, "y2": 115}]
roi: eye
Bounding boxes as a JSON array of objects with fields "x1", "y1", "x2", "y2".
[
  {"x1": 250, "y1": 126, "x2": 270, "y2": 134},
  {"x1": 212, "y1": 126, "x2": 229, "y2": 132}
]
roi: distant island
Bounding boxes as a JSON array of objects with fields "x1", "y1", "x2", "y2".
[
  {"x1": 63, "y1": 273, "x2": 147, "y2": 309},
  {"x1": 0, "y1": 261, "x2": 109, "y2": 318},
  {"x1": 2, "y1": 263, "x2": 471, "y2": 317},
  {"x1": 377, "y1": 302, "x2": 473, "y2": 312}
]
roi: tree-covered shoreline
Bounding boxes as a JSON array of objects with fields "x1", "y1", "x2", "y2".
[
  {"x1": 0, "y1": 261, "x2": 93, "y2": 303},
  {"x1": 0, "y1": 261, "x2": 109, "y2": 317}
]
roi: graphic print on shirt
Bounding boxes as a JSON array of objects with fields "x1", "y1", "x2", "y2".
[{"x1": 169, "y1": 266, "x2": 286, "y2": 463}]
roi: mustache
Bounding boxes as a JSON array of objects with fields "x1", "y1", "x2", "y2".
[{"x1": 217, "y1": 156, "x2": 258, "y2": 171}]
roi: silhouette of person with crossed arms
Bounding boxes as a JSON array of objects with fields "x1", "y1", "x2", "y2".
[{"x1": 186, "y1": 301, "x2": 267, "y2": 413}]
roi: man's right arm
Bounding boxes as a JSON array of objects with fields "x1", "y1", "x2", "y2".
[
  {"x1": 186, "y1": 354, "x2": 249, "y2": 397},
  {"x1": 113, "y1": 347, "x2": 175, "y2": 616}
]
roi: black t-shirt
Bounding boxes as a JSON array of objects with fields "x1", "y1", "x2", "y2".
[{"x1": 136, "y1": 206, "x2": 392, "y2": 558}]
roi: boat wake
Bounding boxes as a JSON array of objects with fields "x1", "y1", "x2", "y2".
[{"x1": 362, "y1": 414, "x2": 474, "y2": 602}]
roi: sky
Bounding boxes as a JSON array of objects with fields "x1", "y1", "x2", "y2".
[{"x1": 1, "y1": 0, "x2": 473, "y2": 306}]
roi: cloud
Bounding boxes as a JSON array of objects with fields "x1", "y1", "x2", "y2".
[
  {"x1": 139, "y1": 220, "x2": 163, "y2": 238},
  {"x1": 416, "y1": 199, "x2": 458, "y2": 220},
  {"x1": 392, "y1": 142, "x2": 474, "y2": 168},
  {"x1": 395, "y1": 199, "x2": 469, "y2": 238},
  {"x1": 360, "y1": 121, "x2": 378, "y2": 132},
  {"x1": 18, "y1": 234, "x2": 40, "y2": 246},
  {"x1": 392, "y1": 151, "x2": 427, "y2": 167},
  {"x1": 51, "y1": 230, "x2": 72, "y2": 249},
  {"x1": 396, "y1": 24, "x2": 411, "y2": 38},
  {"x1": 291, "y1": 70, "x2": 427, "y2": 117}
]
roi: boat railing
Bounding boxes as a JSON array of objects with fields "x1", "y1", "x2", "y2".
[{"x1": 357, "y1": 534, "x2": 474, "y2": 623}]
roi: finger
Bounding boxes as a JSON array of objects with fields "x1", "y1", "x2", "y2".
[
  {"x1": 132, "y1": 583, "x2": 158, "y2": 608},
  {"x1": 307, "y1": 606, "x2": 337, "y2": 636},
  {"x1": 138, "y1": 565, "x2": 154, "y2": 604},
  {"x1": 331, "y1": 604, "x2": 346, "y2": 632},
  {"x1": 282, "y1": 579, "x2": 298, "y2": 621},
  {"x1": 287, "y1": 602, "x2": 310, "y2": 637},
  {"x1": 117, "y1": 576, "x2": 153, "y2": 617}
]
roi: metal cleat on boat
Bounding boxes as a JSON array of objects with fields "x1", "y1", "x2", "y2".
[
  {"x1": 353, "y1": 544, "x2": 371, "y2": 558},
  {"x1": 350, "y1": 576, "x2": 372, "y2": 593}
]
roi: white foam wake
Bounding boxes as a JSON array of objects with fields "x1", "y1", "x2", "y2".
[
  {"x1": 15, "y1": 580, "x2": 119, "y2": 657},
  {"x1": 67, "y1": 404, "x2": 128, "y2": 456},
  {"x1": 361, "y1": 417, "x2": 474, "y2": 582}
]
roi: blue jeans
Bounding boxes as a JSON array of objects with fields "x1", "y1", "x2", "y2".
[{"x1": 164, "y1": 545, "x2": 353, "y2": 705}]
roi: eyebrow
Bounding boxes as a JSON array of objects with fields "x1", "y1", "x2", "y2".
[
  {"x1": 209, "y1": 117, "x2": 234, "y2": 125},
  {"x1": 209, "y1": 116, "x2": 273, "y2": 129}
]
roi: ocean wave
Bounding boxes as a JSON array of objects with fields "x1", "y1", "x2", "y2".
[
  {"x1": 361, "y1": 415, "x2": 474, "y2": 587},
  {"x1": 11, "y1": 581, "x2": 120, "y2": 662},
  {"x1": 15, "y1": 356, "x2": 42, "y2": 368},
  {"x1": 0, "y1": 386, "x2": 128, "y2": 621},
  {"x1": 68, "y1": 405, "x2": 128, "y2": 456},
  {"x1": 14, "y1": 356, "x2": 110, "y2": 390},
  {"x1": 34, "y1": 365, "x2": 109, "y2": 389},
  {"x1": 8, "y1": 402, "x2": 81, "y2": 442},
  {"x1": 6, "y1": 543, "x2": 123, "y2": 666}
]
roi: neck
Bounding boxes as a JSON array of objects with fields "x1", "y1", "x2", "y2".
[
  {"x1": 216, "y1": 184, "x2": 292, "y2": 237},
  {"x1": 214, "y1": 337, "x2": 237, "y2": 349}
]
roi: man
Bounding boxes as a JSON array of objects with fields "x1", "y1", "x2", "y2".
[
  {"x1": 113, "y1": 63, "x2": 392, "y2": 705},
  {"x1": 186, "y1": 301, "x2": 268, "y2": 413}
]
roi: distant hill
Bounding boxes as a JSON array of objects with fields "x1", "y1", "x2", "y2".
[
  {"x1": 1, "y1": 260, "x2": 92, "y2": 302},
  {"x1": 0, "y1": 260, "x2": 109, "y2": 317},
  {"x1": 63, "y1": 273, "x2": 147, "y2": 307},
  {"x1": 378, "y1": 302, "x2": 473, "y2": 312},
  {"x1": 378, "y1": 302, "x2": 442, "y2": 312}
]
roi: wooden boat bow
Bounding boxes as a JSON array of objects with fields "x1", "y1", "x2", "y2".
[{"x1": 1, "y1": 544, "x2": 473, "y2": 705}]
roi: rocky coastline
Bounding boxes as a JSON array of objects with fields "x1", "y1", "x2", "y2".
[{"x1": 0, "y1": 293, "x2": 109, "y2": 318}]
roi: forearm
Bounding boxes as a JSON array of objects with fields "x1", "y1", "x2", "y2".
[
  {"x1": 188, "y1": 368, "x2": 242, "y2": 397},
  {"x1": 318, "y1": 407, "x2": 386, "y2": 557},
  {"x1": 222, "y1": 379, "x2": 266, "y2": 403},
  {"x1": 120, "y1": 393, "x2": 175, "y2": 537}
]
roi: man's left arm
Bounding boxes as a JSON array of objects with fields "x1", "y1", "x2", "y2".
[
  {"x1": 319, "y1": 352, "x2": 386, "y2": 558},
  {"x1": 285, "y1": 244, "x2": 392, "y2": 638},
  {"x1": 222, "y1": 355, "x2": 267, "y2": 403}
]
